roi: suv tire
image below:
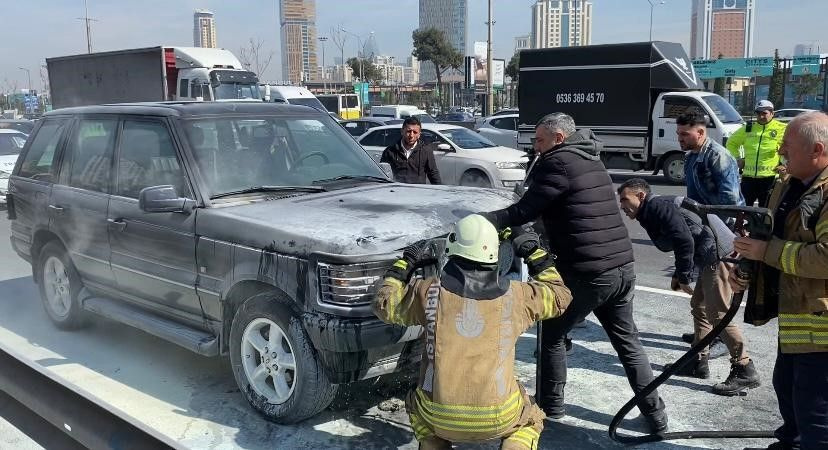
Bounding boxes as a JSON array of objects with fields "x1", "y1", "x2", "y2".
[
  {"x1": 37, "y1": 241, "x2": 89, "y2": 330},
  {"x1": 230, "y1": 292, "x2": 338, "y2": 424}
]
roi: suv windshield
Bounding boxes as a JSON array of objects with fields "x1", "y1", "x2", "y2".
[
  {"x1": 183, "y1": 115, "x2": 384, "y2": 198},
  {"x1": 440, "y1": 127, "x2": 496, "y2": 149},
  {"x1": 702, "y1": 95, "x2": 744, "y2": 124}
]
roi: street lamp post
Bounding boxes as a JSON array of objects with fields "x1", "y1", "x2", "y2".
[
  {"x1": 647, "y1": 0, "x2": 665, "y2": 42},
  {"x1": 318, "y1": 36, "x2": 328, "y2": 94},
  {"x1": 486, "y1": 0, "x2": 494, "y2": 116},
  {"x1": 18, "y1": 67, "x2": 32, "y2": 94}
]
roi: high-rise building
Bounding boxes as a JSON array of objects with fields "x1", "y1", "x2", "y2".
[
  {"x1": 363, "y1": 32, "x2": 381, "y2": 60},
  {"x1": 418, "y1": 0, "x2": 468, "y2": 82},
  {"x1": 531, "y1": 0, "x2": 592, "y2": 49},
  {"x1": 279, "y1": 0, "x2": 318, "y2": 84},
  {"x1": 514, "y1": 35, "x2": 531, "y2": 53},
  {"x1": 690, "y1": 0, "x2": 756, "y2": 60},
  {"x1": 193, "y1": 10, "x2": 217, "y2": 48}
]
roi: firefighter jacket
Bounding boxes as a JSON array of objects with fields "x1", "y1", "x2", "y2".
[
  {"x1": 726, "y1": 119, "x2": 787, "y2": 178},
  {"x1": 758, "y1": 164, "x2": 828, "y2": 353},
  {"x1": 373, "y1": 250, "x2": 572, "y2": 442}
]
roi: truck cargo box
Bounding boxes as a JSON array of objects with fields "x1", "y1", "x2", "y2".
[
  {"x1": 47, "y1": 47, "x2": 167, "y2": 109},
  {"x1": 518, "y1": 42, "x2": 703, "y2": 131}
]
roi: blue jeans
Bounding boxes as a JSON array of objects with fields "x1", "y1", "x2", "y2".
[
  {"x1": 773, "y1": 350, "x2": 828, "y2": 449},
  {"x1": 537, "y1": 263, "x2": 665, "y2": 418}
]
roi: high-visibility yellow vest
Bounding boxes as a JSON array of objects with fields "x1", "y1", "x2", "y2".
[{"x1": 726, "y1": 119, "x2": 787, "y2": 178}]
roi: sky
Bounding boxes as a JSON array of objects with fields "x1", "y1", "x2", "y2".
[{"x1": 1, "y1": 0, "x2": 826, "y2": 92}]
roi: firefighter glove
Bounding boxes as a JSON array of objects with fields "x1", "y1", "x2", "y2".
[{"x1": 511, "y1": 227, "x2": 541, "y2": 259}]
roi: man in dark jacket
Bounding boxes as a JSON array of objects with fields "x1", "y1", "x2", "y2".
[
  {"x1": 380, "y1": 116, "x2": 442, "y2": 184},
  {"x1": 484, "y1": 113, "x2": 667, "y2": 433},
  {"x1": 618, "y1": 178, "x2": 760, "y2": 396}
]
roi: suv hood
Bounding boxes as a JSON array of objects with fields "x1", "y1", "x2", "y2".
[{"x1": 196, "y1": 184, "x2": 517, "y2": 257}]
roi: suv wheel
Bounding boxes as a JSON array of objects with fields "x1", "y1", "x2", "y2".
[
  {"x1": 459, "y1": 170, "x2": 491, "y2": 188},
  {"x1": 230, "y1": 292, "x2": 338, "y2": 423},
  {"x1": 37, "y1": 241, "x2": 89, "y2": 330}
]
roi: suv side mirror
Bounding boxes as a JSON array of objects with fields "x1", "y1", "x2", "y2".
[
  {"x1": 139, "y1": 185, "x2": 195, "y2": 213},
  {"x1": 437, "y1": 143, "x2": 452, "y2": 152},
  {"x1": 379, "y1": 162, "x2": 395, "y2": 180}
]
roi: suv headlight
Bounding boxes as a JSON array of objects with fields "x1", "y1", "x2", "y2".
[
  {"x1": 317, "y1": 261, "x2": 391, "y2": 306},
  {"x1": 496, "y1": 161, "x2": 526, "y2": 170}
]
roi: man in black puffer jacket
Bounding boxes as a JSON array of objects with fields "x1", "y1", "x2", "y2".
[{"x1": 484, "y1": 113, "x2": 667, "y2": 433}]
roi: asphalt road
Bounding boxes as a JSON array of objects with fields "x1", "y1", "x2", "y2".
[{"x1": 0, "y1": 174, "x2": 781, "y2": 449}]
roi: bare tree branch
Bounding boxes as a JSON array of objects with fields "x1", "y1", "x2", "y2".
[
  {"x1": 330, "y1": 26, "x2": 348, "y2": 65},
  {"x1": 239, "y1": 38, "x2": 275, "y2": 77}
]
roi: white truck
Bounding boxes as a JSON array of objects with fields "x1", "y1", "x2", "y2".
[
  {"x1": 518, "y1": 42, "x2": 744, "y2": 183},
  {"x1": 47, "y1": 46, "x2": 261, "y2": 109}
]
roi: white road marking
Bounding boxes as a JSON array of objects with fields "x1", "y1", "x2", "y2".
[{"x1": 635, "y1": 285, "x2": 691, "y2": 298}]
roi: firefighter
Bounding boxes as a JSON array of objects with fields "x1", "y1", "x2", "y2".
[{"x1": 373, "y1": 214, "x2": 572, "y2": 449}]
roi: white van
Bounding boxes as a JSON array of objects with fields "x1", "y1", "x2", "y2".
[
  {"x1": 370, "y1": 105, "x2": 435, "y2": 122},
  {"x1": 260, "y1": 85, "x2": 326, "y2": 112}
]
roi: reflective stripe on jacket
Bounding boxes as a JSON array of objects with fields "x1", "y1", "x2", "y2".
[
  {"x1": 762, "y1": 165, "x2": 828, "y2": 353},
  {"x1": 726, "y1": 119, "x2": 786, "y2": 178}
]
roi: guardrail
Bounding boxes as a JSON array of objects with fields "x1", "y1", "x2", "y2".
[{"x1": 0, "y1": 342, "x2": 178, "y2": 449}]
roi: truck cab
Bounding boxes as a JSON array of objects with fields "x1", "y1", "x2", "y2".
[{"x1": 170, "y1": 47, "x2": 260, "y2": 101}]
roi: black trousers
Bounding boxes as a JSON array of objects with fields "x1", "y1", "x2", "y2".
[
  {"x1": 537, "y1": 263, "x2": 665, "y2": 417},
  {"x1": 773, "y1": 350, "x2": 828, "y2": 449},
  {"x1": 741, "y1": 176, "x2": 776, "y2": 207}
]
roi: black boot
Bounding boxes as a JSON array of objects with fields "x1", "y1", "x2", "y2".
[
  {"x1": 645, "y1": 411, "x2": 669, "y2": 434},
  {"x1": 540, "y1": 383, "x2": 565, "y2": 419},
  {"x1": 712, "y1": 360, "x2": 761, "y2": 396},
  {"x1": 681, "y1": 332, "x2": 694, "y2": 344},
  {"x1": 664, "y1": 356, "x2": 710, "y2": 379}
]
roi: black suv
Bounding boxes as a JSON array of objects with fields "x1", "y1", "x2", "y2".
[{"x1": 6, "y1": 102, "x2": 515, "y2": 423}]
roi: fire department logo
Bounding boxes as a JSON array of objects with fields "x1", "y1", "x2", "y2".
[
  {"x1": 456, "y1": 299, "x2": 485, "y2": 338},
  {"x1": 770, "y1": 130, "x2": 778, "y2": 138}
]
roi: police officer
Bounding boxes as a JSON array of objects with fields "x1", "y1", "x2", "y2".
[{"x1": 726, "y1": 99, "x2": 787, "y2": 207}]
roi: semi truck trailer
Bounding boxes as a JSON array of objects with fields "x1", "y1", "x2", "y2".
[{"x1": 47, "y1": 46, "x2": 260, "y2": 109}]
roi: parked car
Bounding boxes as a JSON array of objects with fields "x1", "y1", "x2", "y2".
[
  {"x1": 476, "y1": 113, "x2": 520, "y2": 149},
  {"x1": 0, "y1": 119, "x2": 35, "y2": 134},
  {"x1": 773, "y1": 108, "x2": 817, "y2": 123},
  {"x1": 340, "y1": 117, "x2": 403, "y2": 137},
  {"x1": 0, "y1": 129, "x2": 28, "y2": 206},
  {"x1": 357, "y1": 123, "x2": 529, "y2": 188},
  {"x1": 6, "y1": 102, "x2": 518, "y2": 424},
  {"x1": 492, "y1": 108, "x2": 519, "y2": 117},
  {"x1": 437, "y1": 112, "x2": 474, "y2": 122}
]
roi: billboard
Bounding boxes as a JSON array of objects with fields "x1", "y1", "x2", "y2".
[
  {"x1": 692, "y1": 57, "x2": 774, "y2": 79},
  {"x1": 471, "y1": 42, "x2": 505, "y2": 91}
]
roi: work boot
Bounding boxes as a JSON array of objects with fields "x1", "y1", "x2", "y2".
[
  {"x1": 712, "y1": 360, "x2": 761, "y2": 396},
  {"x1": 664, "y1": 356, "x2": 710, "y2": 379},
  {"x1": 645, "y1": 411, "x2": 669, "y2": 434},
  {"x1": 681, "y1": 332, "x2": 694, "y2": 343},
  {"x1": 540, "y1": 383, "x2": 565, "y2": 419}
]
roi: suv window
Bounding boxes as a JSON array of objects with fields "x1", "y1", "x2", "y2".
[
  {"x1": 420, "y1": 130, "x2": 447, "y2": 146},
  {"x1": 116, "y1": 120, "x2": 190, "y2": 199},
  {"x1": 663, "y1": 97, "x2": 703, "y2": 119},
  {"x1": 360, "y1": 129, "x2": 386, "y2": 146},
  {"x1": 63, "y1": 118, "x2": 118, "y2": 192},
  {"x1": 343, "y1": 121, "x2": 365, "y2": 137},
  {"x1": 18, "y1": 119, "x2": 69, "y2": 182}
]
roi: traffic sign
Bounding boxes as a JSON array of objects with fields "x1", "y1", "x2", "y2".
[{"x1": 792, "y1": 55, "x2": 821, "y2": 76}]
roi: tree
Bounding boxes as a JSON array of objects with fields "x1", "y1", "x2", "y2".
[
  {"x1": 793, "y1": 74, "x2": 822, "y2": 105},
  {"x1": 238, "y1": 38, "x2": 274, "y2": 78},
  {"x1": 768, "y1": 49, "x2": 786, "y2": 109},
  {"x1": 506, "y1": 52, "x2": 520, "y2": 82},
  {"x1": 412, "y1": 27, "x2": 462, "y2": 109},
  {"x1": 346, "y1": 57, "x2": 383, "y2": 83}
]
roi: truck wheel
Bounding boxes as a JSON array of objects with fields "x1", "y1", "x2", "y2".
[
  {"x1": 662, "y1": 153, "x2": 686, "y2": 185},
  {"x1": 459, "y1": 170, "x2": 491, "y2": 188},
  {"x1": 230, "y1": 292, "x2": 338, "y2": 424},
  {"x1": 36, "y1": 241, "x2": 89, "y2": 330}
]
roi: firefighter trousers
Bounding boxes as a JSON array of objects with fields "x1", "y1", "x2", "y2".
[{"x1": 407, "y1": 388, "x2": 545, "y2": 450}]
